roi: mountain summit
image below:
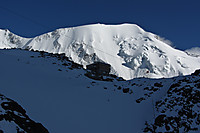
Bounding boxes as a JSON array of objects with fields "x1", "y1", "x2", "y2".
[{"x1": 0, "y1": 24, "x2": 200, "y2": 79}]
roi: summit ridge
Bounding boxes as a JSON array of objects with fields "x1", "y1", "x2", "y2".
[{"x1": 0, "y1": 24, "x2": 200, "y2": 79}]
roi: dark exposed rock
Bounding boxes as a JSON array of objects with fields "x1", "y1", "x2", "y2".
[
  {"x1": 136, "y1": 97, "x2": 145, "y2": 103},
  {"x1": 192, "y1": 69, "x2": 200, "y2": 76},
  {"x1": 0, "y1": 94, "x2": 49, "y2": 133},
  {"x1": 1, "y1": 101, "x2": 26, "y2": 115},
  {"x1": 144, "y1": 87, "x2": 149, "y2": 90},
  {"x1": 145, "y1": 73, "x2": 200, "y2": 132},
  {"x1": 152, "y1": 87, "x2": 159, "y2": 92},
  {"x1": 154, "y1": 82, "x2": 163, "y2": 87},
  {"x1": 62, "y1": 63, "x2": 69, "y2": 66},
  {"x1": 70, "y1": 63, "x2": 83, "y2": 69},
  {"x1": 129, "y1": 90, "x2": 133, "y2": 94},
  {"x1": 154, "y1": 114, "x2": 166, "y2": 127},
  {"x1": 3, "y1": 111, "x2": 48, "y2": 133},
  {"x1": 122, "y1": 88, "x2": 130, "y2": 93},
  {"x1": 195, "y1": 83, "x2": 200, "y2": 89},
  {"x1": 84, "y1": 62, "x2": 124, "y2": 82},
  {"x1": 86, "y1": 62, "x2": 111, "y2": 76},
  {"x1": 169, "y1": 83, "x2": 181, "y2": 89},
  {"x1": 117, "y1": 86, "x2": 122, "y2": 90}
]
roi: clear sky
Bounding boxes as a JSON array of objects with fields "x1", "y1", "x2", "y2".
[{"x1": 0, "y1": 0, "x2": 199, "y2": 50}]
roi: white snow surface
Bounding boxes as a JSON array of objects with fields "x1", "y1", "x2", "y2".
[
  {"x1": 0, "y1": 24, "x2": 200, "y2": 80},
  {"x1": 185, "y1": 47, "x2": 200, "y2": 57}
]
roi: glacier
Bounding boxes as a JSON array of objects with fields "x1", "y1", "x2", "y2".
[{"x1": 0, "y1": 23, "x2": 200, "y2": 80}]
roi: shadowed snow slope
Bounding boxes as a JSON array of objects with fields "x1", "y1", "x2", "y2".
[
  {"x1": 0, "y1": 24, "x2": 200, "y2": 79},
  {"x1": 0, "y1": 49, "x2": 200, "y2": 132}
]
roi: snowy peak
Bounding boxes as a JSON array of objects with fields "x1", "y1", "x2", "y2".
[
  {"x1": 0, "y1": 29, "x2": 29, "y2": 49},
  {"x1": 0, "y1": 24, "x2": 200, "y2": 79}
]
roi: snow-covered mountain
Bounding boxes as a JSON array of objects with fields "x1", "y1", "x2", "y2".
[{"x1": 0, "y1": 24, "x2": 200, "y2": 80}]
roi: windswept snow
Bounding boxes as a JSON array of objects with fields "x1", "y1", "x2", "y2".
[
  {"x1": 185, "y1": 47, "x2": 200, "y2": 57},
  {"x1": 0, "y1": 24, "x2": 200, "y2": 79}
]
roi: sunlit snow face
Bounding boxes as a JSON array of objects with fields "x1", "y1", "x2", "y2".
[{"x1": 0, "y1": 24, "x2": 200, "y2": 80}]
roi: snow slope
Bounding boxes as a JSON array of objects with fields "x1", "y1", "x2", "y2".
[
  {"x1": 0, "y1": 49, "x2": 200, "y2": 133},
  {"x1": 185, "y1": 47, "x2": 200, "y2": 57},
  {"x1": 0, "y1": 49, "x2": 156, "y2": 133},
  {"x1": 0, "y1": 24, "x2": 200, "y2": 79}
]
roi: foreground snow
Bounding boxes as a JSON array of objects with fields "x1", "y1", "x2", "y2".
[
  {"x1": 0, "y1": 49, "x2": 152, "y2": 133},
  {"x1": 0, "y1": 49, "x2": 200, "y2": 132},
  {"x1": 0, "y1": 24, "x2": 200, "y2": 79}
]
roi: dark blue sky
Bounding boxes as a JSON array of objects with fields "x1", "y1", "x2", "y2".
[{"x1": 0, "y1": 0, "x2": 199, "y2": 50}]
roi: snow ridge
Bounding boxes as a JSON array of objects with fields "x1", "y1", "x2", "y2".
[
  {"x1": 0, "y1": 24, "x2": 200, "y2": 80},
  {"x1": 185, "y1": 47, "x2": 200, "y2": 57}
]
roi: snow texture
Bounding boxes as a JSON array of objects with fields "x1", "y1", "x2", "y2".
[
  {"x1": 0, "y1": 24, "x2": 200, "y2": 80},
  {"x1": 185, "y1": 47, "x2": 200, "y2": 57},
  {"x1": 0, "y1": 49, "x2": 200, "y2": 132}
]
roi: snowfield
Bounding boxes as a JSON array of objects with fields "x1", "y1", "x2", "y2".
[
  {"x1": 0, "y1": 24, "x2": 200, "y2": 132},
  {"x1": 0, "y1": 49, "x2": 200, "y2": 133},
  {"x1": 0, "y1": 49, "x2": 156, "y2": 133},
  {"x1": 0, "y1": 24, "x2": 200, "y2": 80}
]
